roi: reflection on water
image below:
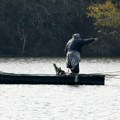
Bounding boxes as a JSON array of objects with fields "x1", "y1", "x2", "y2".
[{"x1": 0, "y1": 57, "x2": 120, "y2": 120}]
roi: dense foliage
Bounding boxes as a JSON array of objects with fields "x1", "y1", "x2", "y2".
[
  {"x1": 0, "y1": 0, "x2": 120, "y2": 57},
  {"x1": 88, "y1": 1, "x2": 120, "y2": 28},
  {"x1": 87, "y1": 0, "x2": 120, "y2": 56}
]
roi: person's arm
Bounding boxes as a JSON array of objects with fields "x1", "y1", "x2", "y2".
[{"x1": 82, "y1": 38, "x2": 97, "y2": 45}]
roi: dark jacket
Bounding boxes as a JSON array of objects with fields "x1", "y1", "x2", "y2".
[{"x1": 65, "y1": 38, "x2": 95, "y2": 53}]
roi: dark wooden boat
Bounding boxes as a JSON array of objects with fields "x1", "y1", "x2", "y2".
[{"x1": 0, "y1": 72, "x2": 105, "y2": 85}]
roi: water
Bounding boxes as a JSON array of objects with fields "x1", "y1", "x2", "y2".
[{"x1": 0, "y1": 57, "x2": 120, "y2": 120}]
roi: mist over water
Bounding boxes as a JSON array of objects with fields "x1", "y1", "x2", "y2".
[{"x1": 0, "y1": 57, "x2": 120, "y2": 120}]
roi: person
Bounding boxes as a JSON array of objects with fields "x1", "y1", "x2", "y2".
[{"x1": 65, "y1": 33, "x2": 98, "y2": 74}]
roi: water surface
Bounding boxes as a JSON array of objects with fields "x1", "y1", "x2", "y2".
[{"x1": 0, "y1": 57, "x2": 120, "y2": 120}]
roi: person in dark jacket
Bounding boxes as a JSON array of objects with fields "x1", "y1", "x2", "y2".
[{"x1": 65, "y1": 33, "x2": 97, "y2": 74}]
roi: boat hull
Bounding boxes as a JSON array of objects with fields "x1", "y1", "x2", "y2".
[{"x1": 0, "y1": 72, "x2": 105, "y2": 85}]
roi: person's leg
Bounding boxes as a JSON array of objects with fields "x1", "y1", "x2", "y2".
[{"x1": 71, "y1": 63, "x2": 79, "y2": 73}]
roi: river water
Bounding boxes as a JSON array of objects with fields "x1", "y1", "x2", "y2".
[{"x1": 0, "y1": 57, "x2": 120, "y2": 120}]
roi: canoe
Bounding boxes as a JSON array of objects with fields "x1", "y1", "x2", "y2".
[{"x1": 0, "y1": 72, "x2": 105, "y2": 85}]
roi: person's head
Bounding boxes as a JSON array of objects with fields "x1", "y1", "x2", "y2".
[{"x1": 72, "y1": 33, "x2": 81, "y2": 39}]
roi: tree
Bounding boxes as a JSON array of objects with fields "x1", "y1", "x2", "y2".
[
  {"x1": 87, "y1": 1, "x2": 120, "y2": 28},
  {"x1": 87, "y1": 0, "x2": 120, "y2": 56}
]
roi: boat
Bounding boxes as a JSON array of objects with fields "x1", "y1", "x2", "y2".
[
  {"x1": 0, "y1": 72, "x2": 105, "y2": 85},
  {"x1": 0, "y1": 64, "x2": 105, "y2": 85}
]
